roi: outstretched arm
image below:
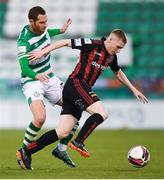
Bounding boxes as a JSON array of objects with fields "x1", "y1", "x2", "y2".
[
  {"x1": 114, "y1": 69, "x2": 148, "y2": 104},
  {"x1": 48, "y1": 18, "x2": 72, "y2": 36},
  {"x1": 60, "y1": 18, "x2": 72, "y2": 33},
  {"x1": 29, "y1": 39, "x2": 71, "y2": 61}
]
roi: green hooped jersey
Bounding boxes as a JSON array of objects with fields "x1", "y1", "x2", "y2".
[{"x1": 17, "y1": 25, "x2": 61, "y2": 85}]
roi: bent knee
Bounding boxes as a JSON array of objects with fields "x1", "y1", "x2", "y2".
[
  {"x1": 56, "y1": 129, "x2": 70, "y2": 139},
  {"x1": 34, "y1": 114, "x2": 46, "y2": 126},
  {"x1": 100, "y1": 112, "x2": 109, "y2": 120}
]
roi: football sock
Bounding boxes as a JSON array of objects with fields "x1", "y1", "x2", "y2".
[
  {"x1": 58, "y1": 121, "x2": 79, "y2": 150},
  {"x1": 26, "y1": 129, "x2": 59, "y2": 154},
  {"x1": 57, "y1": 143, "x2": 67, "y2": 151},
  {"x1": 22, "y1": 122, "x2": 40, "y2": 148},
  {"x1": 75, "y1": 113, "x2": 104, "y2": 143}
]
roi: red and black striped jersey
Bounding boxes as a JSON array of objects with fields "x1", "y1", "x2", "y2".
[{"x1": 69, "y1": 37, "x2": 120, "y2": 87}]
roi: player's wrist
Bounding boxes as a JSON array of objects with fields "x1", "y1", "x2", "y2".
[
  {"x1": 60, "y1": 28, "x2": 65, "y2": 33},
  {"x1": 34, "y1": 73, "x2": 39, "y2": 80}
]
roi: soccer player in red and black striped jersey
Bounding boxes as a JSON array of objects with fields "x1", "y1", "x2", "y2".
[{"x1": 18, "y1": 29, "x2": 148, "y2": 169}]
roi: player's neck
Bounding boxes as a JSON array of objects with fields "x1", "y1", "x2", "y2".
[
  {"x1": 104, "y1": 40, "x2": 111, "y2": 54},
  {"x1": 29, "y1": 26, "x2": 42, "y2": 35}
]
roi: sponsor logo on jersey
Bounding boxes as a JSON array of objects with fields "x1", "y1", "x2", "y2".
[
  {"x1": 74, "y1": 38, "x2": 82, "y2": 46},
  {"x1": 92, "y1": 61, "x2": 107, "y2": 71},
  {"x1": 84, "y1": 38, "x2": 92, "y2": 44}
]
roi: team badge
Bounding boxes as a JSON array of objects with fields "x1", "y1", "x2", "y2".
[{"x1": 33, "y1": 91, "x2": 41, "y2": 97}]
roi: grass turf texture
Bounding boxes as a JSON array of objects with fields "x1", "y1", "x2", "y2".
[{"x1": 0, "y1": 129, "x2": 164, "y2": 179}]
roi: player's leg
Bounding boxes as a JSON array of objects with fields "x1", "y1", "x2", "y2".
[
  {"x1": 52, "y1": 98, "x2": 79, "y2": 152},
  {"x1": 27, "y1": 114, "x2": 77, "y2": 153},
  {"x1": 16, "y1": 81, "x2": 46, "y2": 169},
  {"x1": 16, "y1": 114, "x2": 77, "y2": 169},
  {"x1": 16, "y1": 99, "x2": 46, "y2": 169},
  {"x1": 74, "y1": 100, "x2": 108, "y2": 142},
  {"x1": 51, "y1": 114, "x2": 78, "y2": 167},
  {"x1": 68, "y1": 79, "x2": 108, "y2": 157},
  {"x1": 45, "y1": 76, "x2": 78, "y2": 167},
  {"x1": 16, "y1": 78, "x2": 81, "y2": 170},
  {"x1": 27, "y1": 100, "x2": 46, "y2": 140},
  {"x1": 64, "y1": 79, "x2": 102, "y2": 157},
  {"x1": 46, "y1": 75, "x2": 80, "y2": 150},
  {"x1": 57, "y1": 121, "x2": 79, "y2": 150},
  {"x1": 21, "y1": 81, "x2": 46, "y2": 148},
  {"x1": 52, "y1": 121, "x2": 79, "y2": 168},
  {"x1": 69, "y1": 101, "x2": 108, "y2": 157},
  {"x1": 51, "y1": 98, "x2": 78, "y2": 168}
]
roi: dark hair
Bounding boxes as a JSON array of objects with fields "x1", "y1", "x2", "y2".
[
  {"x1": 111, "y1": 29, "x2": 127, "y2": 44},
  {"x1": 28, "y1": 6, "x2": 46, "y2": 21}
]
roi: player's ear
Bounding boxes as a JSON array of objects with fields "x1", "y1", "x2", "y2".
[{"x1": 29, "y1": 19, "x2": 34, "y2": 25}]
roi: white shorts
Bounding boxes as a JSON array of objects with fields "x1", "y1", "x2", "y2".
[{"x1": 22, "y1": 75, "x2": 63, "y2": 105}]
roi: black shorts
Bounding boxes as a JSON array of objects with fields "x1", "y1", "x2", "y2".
[{"x1": 61, "y1": 78, "x2": 100, "y2": 120}]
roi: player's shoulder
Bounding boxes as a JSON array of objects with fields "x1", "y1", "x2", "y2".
[
  {"x1": 18, "y1": 25, "x2": 31, "y2": 42},
  {"x1": 73, "y1": 38, "x2": 100, "y2": 46},
  {"x1": 92, "y1": 37, "x2": 104, "y2": 46}
]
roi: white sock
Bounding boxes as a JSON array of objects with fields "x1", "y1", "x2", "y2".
[{"x1": 57, "y1": 143, "x2": 67, "y2": 151}]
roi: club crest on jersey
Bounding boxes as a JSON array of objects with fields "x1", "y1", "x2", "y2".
[{"x1": 33, "y1": 91, "x2": 41, "y2": 97}]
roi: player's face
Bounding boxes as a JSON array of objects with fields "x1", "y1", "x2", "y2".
[
  {"x1": 30, "y1": 14, "x2": 48, "y2": 34},
  {"x1": 105, "y1": 34, "x2": 125, "y2": 55}
]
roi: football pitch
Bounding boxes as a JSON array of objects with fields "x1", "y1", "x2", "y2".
[{"x1": 0, "y1": 129, "x2": 164, "y2": 179}]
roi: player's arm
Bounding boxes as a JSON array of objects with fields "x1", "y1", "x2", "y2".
[
  {"x1": 60, "y1": 18, "x2": 72, "y2": 33},
  {"x1": 29, "y1": 39, "x2": 72, "y2": 61},
  {"x1": 19, "y1": 57, "x2": 37, "y2": 79},
  {"x1": 29, "y1": 38, "x2": 94, "y2": 61},
  {"x1": 18, "y1": 42, "x2": 49, "y2": 83},
  {"x1": 114, "y1": 69, "x2": 148, "y2": 104},
  {"x1": 18, "y1": 43, "x2": 37, "y2": 79},
  {"x1": 109, "y1": 55, "x2": 148, "y2": 104},
  {"x1": 48, "y1": 18, "x2": 72, "y2": 36}
]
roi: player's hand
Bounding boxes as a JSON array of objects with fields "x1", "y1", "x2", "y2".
[
  {"x1": 29, "y1": 51, "x2": 44, "y2": 62},
  {"x1": 60, "y1": 18, "x2": 72, "y2": 33},
  {"x1": 35, "y1": 73, "x2": 50, "y2": 83},
  {"x1": 133, "y1": 89, "x2": 148, "y2": 104}
]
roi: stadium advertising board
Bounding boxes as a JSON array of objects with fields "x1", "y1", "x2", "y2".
[{"x1": 0, "y1": 100, "x2": 163, "y2": 129}]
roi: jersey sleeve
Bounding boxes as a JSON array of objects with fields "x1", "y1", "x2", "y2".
[
  {"x1": 18, "y1": 40, "x2": 31, "y2": 60},
  {"x1": 18, "y1": 40, "x2": 37, "y2": 79},
  {"x1": 109, "y1": 54, "x2": 120, "y2": 72},
  {"x1": 47, "y1": 28, "x2": 61, "y2": 37},
  {"x1": 71, "y1": 38, "x2": 96, "y2": 51}
]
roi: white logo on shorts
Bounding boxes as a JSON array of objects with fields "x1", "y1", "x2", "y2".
[{"x1": 33, "y1": 91, "x2": 41, "y2": 97}]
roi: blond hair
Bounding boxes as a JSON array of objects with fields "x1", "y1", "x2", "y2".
[{"x1": 111, "y1": 29, "x2": 127, "y2": 44}]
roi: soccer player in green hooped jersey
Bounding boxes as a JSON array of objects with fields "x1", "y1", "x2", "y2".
[{"x1": 16, "y1": 6, "x2": 78, "y2": 168}]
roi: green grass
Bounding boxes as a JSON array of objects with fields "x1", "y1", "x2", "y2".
[{"x1": 0, "y1": 129, "x2": 164, "y2": 179}]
